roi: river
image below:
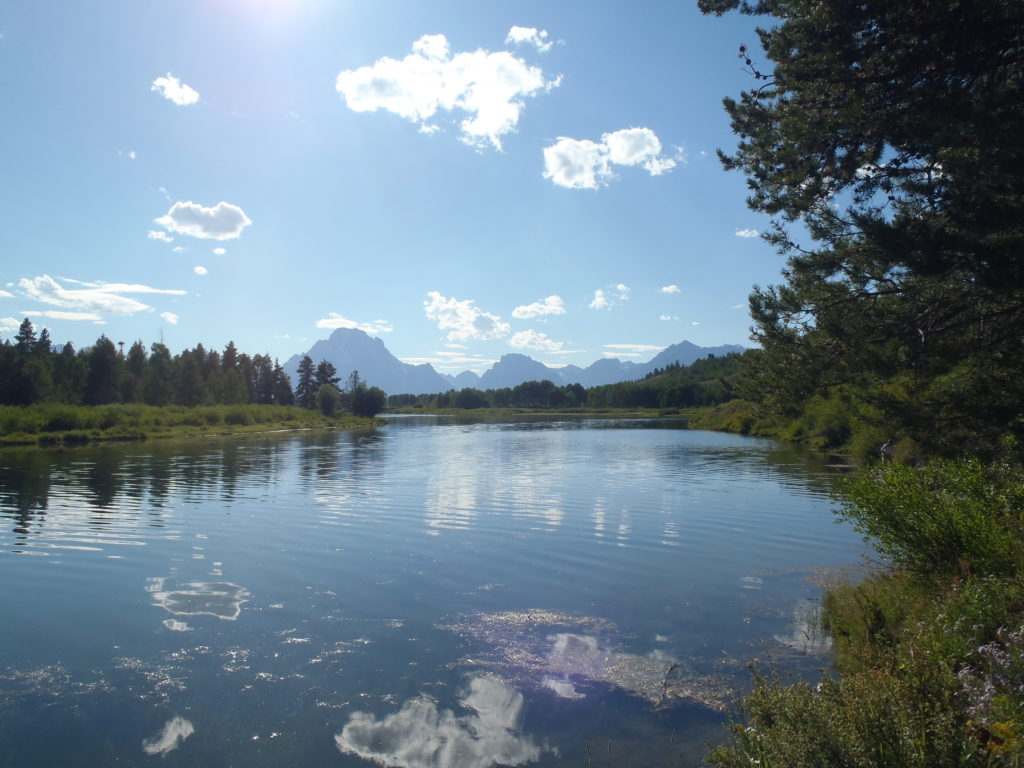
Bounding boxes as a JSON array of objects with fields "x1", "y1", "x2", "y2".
[{"x1": 0, "y1": 417, "x2": 868, "y2": 767}]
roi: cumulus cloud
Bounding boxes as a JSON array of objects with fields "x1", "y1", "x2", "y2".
[
  {"x1": 335, "y1": 677, "x2": 543, "y2": 768},
  {"x1": 336, "y1": 31, "x2": 559, "y2": 150},
  {"x1": 0, "y1": 289, "x2": 13, "y2": 298},
  {"x1": 315, "y1": 313, "x2": 394, "y2": 335},
  {"x1": 147, "y1": 230, "x2": 174, "y2": 243},
  {"x1": 659, "y1": 284, "x2": 680, "y2": 294},
  {"x1": 509, "y1": 329, "x2": 563, "y2": 353},
  {"x1": 161, "y1": 312, "x2": 179, "y2": 325},
  {"x1": 193, "y1": 266, "x2": 208, "y2": 275},
  {"x1": 589, "y1": 284, "x2": 629, "y2": 310},
  {"x1": 660, "y1": 314, "x2": 678, "y2": 321},
  {"x1": 505, "y1": 26, "x2": 553, "y2": 53},
  {"x1": 1, "y1": 317, "x2": 20, "y2": 332},
  {"x1": 424, "y1": 291, "x2": 510, "y2": 342},
  {"x1": 18, "y1": 275, "x2": 185, "y2": 317},
  {"x1": 154, "y1": 201, "x2": 252, "y2": 241},
  {"x1": 543, "y1": 128, "x2": 677, "y2": 189},
  {"x1": 512, "y1": 295, "x2": 565, "y2": 319},
  {"x1": 142, "y1": 716, "x2": 194, "y2": 756},
  {"x1": 212, "y1": 247, "x2": 226, "y2": 255},
  {"x1": 735, "y1": 228, "x2": 759, "y2": 238},
  {"x1": 151, "y1": 73, "x2": 200, "y2": 106}
]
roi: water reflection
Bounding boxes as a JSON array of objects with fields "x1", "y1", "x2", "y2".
[
  {"x1": 335, "y1": 676, "x2": 544, "y2": 768},
  {"x1": 148, "y1": 578, "x2": 249, "y2": 620},
  {"x1": 142, "y1": 715, "x2": 194, "y2": 756}
]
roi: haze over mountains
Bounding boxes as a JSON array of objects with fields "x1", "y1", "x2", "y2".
[{"x1": 283, "y1": 329, "x2": 744, "y2": 396}]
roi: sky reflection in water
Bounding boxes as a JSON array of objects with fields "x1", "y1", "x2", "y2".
[{"x1": 0, "y1": 420, "x2": 868, "y2": 766}]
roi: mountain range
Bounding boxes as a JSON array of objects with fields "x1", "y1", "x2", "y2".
[{"x1": 283, "y1": 328, "x2": 744, "y2": 396}]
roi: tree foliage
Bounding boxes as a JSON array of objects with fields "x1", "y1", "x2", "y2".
[
  {"x1": 0, "y1": 320, "x2": 295, "y2": 411},
  {"x1": 703, "y1": 0, "x2": 1024, "y2": 457}
]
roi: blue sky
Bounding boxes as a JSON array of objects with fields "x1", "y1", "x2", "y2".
[{"x1": 0, "y1": 0, "x2": 778, "y2": 374}]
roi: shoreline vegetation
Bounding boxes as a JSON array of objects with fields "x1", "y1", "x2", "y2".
[
  {"x1": 0, "y1": 403, "x2": 381, "y2": 448},
  {"x1": 696, "y1": 0, "x2": 1024, "y2": 761}
]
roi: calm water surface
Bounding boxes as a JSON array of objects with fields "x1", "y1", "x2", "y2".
[{"x1": 0, "y1": 418, "x2": 867, "y2": 767}]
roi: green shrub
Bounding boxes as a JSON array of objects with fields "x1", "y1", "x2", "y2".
[
  {"x1": 836, "y1": 461, "x2": 1024, "y2": 578},
  {"x1": 224, "y1": 409, "x2": 250, "y2": 426}
]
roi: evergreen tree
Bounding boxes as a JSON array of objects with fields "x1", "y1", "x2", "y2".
[
  {"x1": 314, "y1": 360, "x2": 340, "y2": 390},
  {"x1": 83, "y1": 335, "x2": 120, "y2": 405},
  {"x1": 272, "y1": 361, "x2": 294, "y2": 406},
  {"x1": 295, "y1": 355, "x2": 316, "y2": 409},
  {"x1": 144, "y1": 342, "x2": 174, "y2": 406},
  {"x1": 702, "y1": 0, "x2": 1024, "y2": 455}
]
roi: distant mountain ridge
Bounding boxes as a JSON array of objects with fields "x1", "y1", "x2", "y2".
[{"x1": 284, "y1": 328, "x2": 744, "y2": 396}]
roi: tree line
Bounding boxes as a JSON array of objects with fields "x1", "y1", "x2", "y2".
[
  {"x1": 387, "y1": 353, "x2": 744, "y2": 411},
  {"x1": 0, "y1": 320, "x2": 385, "y2": 417}
]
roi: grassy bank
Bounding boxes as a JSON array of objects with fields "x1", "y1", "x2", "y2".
[
  {"x1": 708, "y1": 460, "x2": 1024, "y2": 766},
  {"x1": 688, "y1": 397, "x2": 903, "y2": 464},
  {"x1": 0, "y1": 403, "x2": 381, "y2": 447}
]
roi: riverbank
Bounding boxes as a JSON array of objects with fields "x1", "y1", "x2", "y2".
[
  {"x1": 0, "y1": 403, "x2": 381, "y2": 448},
  {"x1": 386, "y1": 405, "x2": 689, "y2": 419},
  {"x1": 708, "y1": 459, "x2": 1024, "y2": 766}
]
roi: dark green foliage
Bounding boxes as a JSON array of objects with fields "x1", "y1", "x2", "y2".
[
  {"x1": 351, "y1": 384, "x2": 386, "y2": 418},
  {"x1": 316, "y1": 383, "x2": 340, "y2": 416},
  {"x1": 388, "y1": 354, "x2": 743, "y2": 412},
  {"x1": 294, "y1": 355, "x2": 316, "y2": 409},
  {"x1": 0, "y1": 328, "x2": 296, "y2": 412},
  {"x1": 705, "y1": 0, "x2": 1024, "y2": 458}
]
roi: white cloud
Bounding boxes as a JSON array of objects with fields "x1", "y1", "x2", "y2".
[
  {"x1": 172, "y1": 246, "x2": 185, "y2": 253},
  {"x1": 142, "y1": 716, "x2": 194, "y2": 756},
  {"x1": 660, "y1": 314, "x2": 678, "y2": 321},
  {"x1": 604, "y1": 343, "x2": 665, "y2": 355},
  {"x1": 151, "y1": 73, "x2": 199, "y2": 106},
  {"x1": 212, "y1": 247, "x2": 226, "y2": 255},
  {"x1": 589, "y1": 284, "x2": 629, "y2": 310},
  {"x1": 660, "y1": 284, "x2": 680, "y2": 294},
  {"x1": 155, "y1": 201, "x2": 252, "y2": 241},
  {"x1": 336, "y1": 32, "x2": 559, "y2": 150},
  {"x1": 336, "y1": 677, "x2": 543, "y2": 768},
  {"x1": 161, "y1": 312, "x2": 179, "y2": 325},
  {"x1": 735, "y1": 228, "x2": 759, "y2": 238},
  {"x1": 1, "y1": 317, "x2": 20, "y2": 332},
  {"x1": 18, "y1": 275, "x2": 185, "y2": 317},
  {"x1": 691, "y1": 321, "x2": 701, "y2": 326},
  {"x1": 315, "y1": 312, "x2": 394, "y2": 335},
  {"x1": 509, "y1": 329, "x2": 563, "y2": 353},
  {"x1": 505, "y1": 26, "x2": 553, "y2": 53},
  {"x1": 0, "y1": 289, "x2": 13, "y2": 298},
  {"x1": 512, "y1": 295, "x2": 565, "y2": 319},
  {"x1": 147, "y1": 230, "x2": 174, "y2": 243},
  {"x1": 424, "y1": 291, "x2": 510, "y2": 342},
  {"x1": 193, "y1": 266, "x2": 208, "y2": 275},
  {"x1": 24, "y1": 310, "x2": 104, "y2": 322},
  {"x1": 543, "y1": 128, "x2": 677, "y2": 189},
  {"x1": 731, "y1": 303, "x2": 746, "y2": 310},
  {"x1": 589, "y1": 289, "x2": 609, "y2": 310}
]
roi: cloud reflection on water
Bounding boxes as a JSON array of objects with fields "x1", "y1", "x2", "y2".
[
  {"x1": 148, "y1": 578, "x2": 249, "y2": 620},
  {"x1": 335, "y1": 676, "x2": 543, "y2": 768},
  {"x1": 142, "y1": 715, "x2": 194, "y2": 756}
]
